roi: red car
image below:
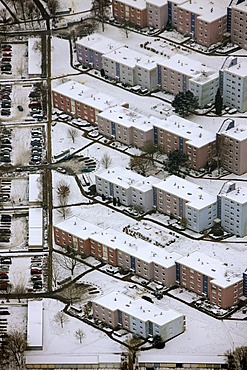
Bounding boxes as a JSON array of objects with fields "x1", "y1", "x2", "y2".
[
  {"x1": 2, "y1": 53, "x2": 12, "y2": 57},
  {"x1": 31, "y1": 268, "x2": 42, "y2": 275},
  {"x1": 2, "y1": 47, "x2": 11, "y2": 52}
]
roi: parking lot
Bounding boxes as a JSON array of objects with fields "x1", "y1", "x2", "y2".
[{"x1": 30, "y1": 127, "x2": 44, "y2": 165}]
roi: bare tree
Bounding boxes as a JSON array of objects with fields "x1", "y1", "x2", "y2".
[
  {"x1": 57, "y1": 199, "x2": 72, "y2": 220},
  {"x1": 91, "y1": 0, "x2": 111, "y2": 32},
  {"x1": 56, "y1": 180, "x2": 70, "y2": 201},
  {"x1": 226, "y1": 346, "x2": 247, "y2": 370},
  {"x1": 67, "y1": 127, "x2": 79, "y2": 143},
  {"x1": 47, "y1": 0, "x2": 60, "y2": 17},
  {"x1": 130, "y1": 156, "x2": 151, "y2": 176},
  {"x1": 5, "y1": 330, "x2": 27, "y2": 369},
  {"x1": 83, "y1": 301, "x2": 92, "y2": 317},
  {"x1": 55, "y1": 249, "x2": 79, "y2": 276},
  {"x1": 54, "y1": 311, "x2": 69, "y2": 328},
  {"x1": 101, "y1": 153, "x2": 112, "y2": 169},
  {"x1": 122, "y1": 335, "x2": 143, "y2": 370},
  {"x1": 75, "y1": 329, "x2": 84, "y2": 343},
  {"x1": 0, "y1": 8, "x2": 10, "y2": 24},
  {"x1": 12, "y1": 282, "x2": 26, "y2": 303}
]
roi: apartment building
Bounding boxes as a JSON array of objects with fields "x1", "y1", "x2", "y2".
[
  {"x1": 102, "y1": 46, "x2": 158, "y2": 91},
  {"x1": 53, "y1": 216, "x2": 102, "y2": 254},
  {"x1": 90, "y1": 227, "x2": 182, "y2": 286},
  {"x1": 153, "y1": 175, "x2": 217, "y2": 233},
  {"x1": 97, "y1": 106, "x2": 154, "y2": 148},
  {"x1": 92, "y1": 291, "x2": 186, "y2": 341},
  {"x1": 157, "y1": 54, "x2": 218, "y2": 107},
  {"x1": 219, "y1": 183, "x2": 247, "y2": 237},
  {"x1": 52, "y1": 80, "x2": 128, "y2": 124},
  {"x1": 230, "y1": 0, "x2": 247, "y2": 50},
  {"x1": 95, "y1": 166, "x2": 160, "y2": 212},
  {"x1": 176, "y1": 251, "x2": 243, "y2": 309},
  {"x1": 153, "y1": 115, "x2": 216, "y2": 170},
  {"x1": 112, "y1": 0, "x2": 147, "y2": 28},
  {"x1": 221, "y1": 60, "x2": 247, "y2": 113},
  {"x1": 76, "y1": 33, "x2": 123, "y2": 70},
  {"x1": 243, "y1": 268, "x2": 247, "y2": 297},
  {"x1": 175, "y1": 0, "x2": 227, "y2": 47},
  {"x1": 167, "y1": 0, "x2": 188, "y2": 30},
  {"x1": 146, "y1": 0, "x2": 168, "y2": 30},
  {"x1": 219, "y1": 124, "x2": 247, "y2": 175}
]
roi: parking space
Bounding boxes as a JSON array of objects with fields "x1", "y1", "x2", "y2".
[
  {"x1": 0, "y1": 43, "x2": 12, "y2": 77},
  {"x1": 0, "y1": 83, "x2": 12, "y2": 117},
  {"x1": 0, "y1": 257, "x2": 11, "y2": 292},
  {"x1": 30, "y1": 127, "x2": 44, "y2": 165},
  {"x1": 0, "y1": 126, "x2": 12, "y2": 164}
]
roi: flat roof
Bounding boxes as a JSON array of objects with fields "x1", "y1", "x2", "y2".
[
  {"x1": 114, "y1": 0, "x2": 146, "y2": 9},
  {"x1": 27, "y1": 300, "x2": 43, "y2": 349},
  {"x1": 153, "y1": 115, "x2": 216, "y2": 148},
  {"x1": 224, "y1": 61, "x2": 247, "y2": 78},
  {"x1": 29, "y1": 174, "x2": 42, "y2": 203},
  {"x1": 103, "y1": 46, "x2": 157, "y2": 70},
  {"x1": 98, "y1": 106, "x2": 154, "y2": 132},
  {"x1": 76, "y1": 33, "x2": 123, "y2": 54},
  {"x1": 96, "y1": 166, "x2": 159, "y2": 190},
  {"x1": 222, "y1": 185, "x2": 247, "y2": 205},
  {"x1": 221, "y1": 124, "x2": 247, "y2": 141},
  {"x1": 90, "y1": 227, "x2": 182, "y2": 267},
  {"x1": 232, "y1": 0, "x2": 247, "y2": 12},
  {"x1": 153, "y1": 175, "x2": 216, "y2": 210},
  {"x1": 54, "y1": 215, "x2": 102, "y2": 240},
  {"x1": 180, "y1": 0, "x2": 226, "y2": 22},
  {"x1": 29, "y1": 227, "x2": 43, "y2": 246},
  {"x1": 93, "y1": 291, "x2": 183, "y2": 325},
  {"x1": 29, "y1": 208, "x2": 43, "y2": 228},
  {"x1": 177, "y1": 251, "x2": 242, "y2": 288},
  {"x1": 158, "y1": 54, "x2": 213, "y2": 80},
  {"x1": 52, "y1": 81, "x2": 126, "y2": 110},
  {"x1": 146, "y1": 0, "x2": 168, "y2": 6},
  {"x1": 28, "y1": 38, "x2": 42, "y2": 75}
]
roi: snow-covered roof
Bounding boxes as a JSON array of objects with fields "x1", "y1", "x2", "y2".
[
  {"x1": 224, "y1": 61, "x2": 247, "y2": 78},
  {"x1": 153, "y1": 175, "x2": 216, "y2": 210},
  {"x1": 96, "y1": 166, "x2": 159, "y2": 190},
  {"x1": 146, "y1": 0, "x2": 168, "y2": 6},
  {"x1": 27, "y1": 300, "x2": 43, "y2": 349},
  {"x1": 231, "y1": 0, "x2": 247, "y2": 12},
  {"x1": 221, "y1": 124, "x2": 247, "y2": 141},
  {"x1": 28, "y1": 38, "x2": 42, "y2": 75},
  {"x1": 29, "y1": 208, "x2": 43, "y2": 228},
  {"x1": 54, "y1": 215, "x2": 102, "y2": 240},
  {"x1": 103, "y1": 46, "x2": 158, "y2": 70},
  {"x1": 138, "y1": 354, "x2": 226, "y2": 364},
  {"x1": 29, "y1": 208, "x2": 43, "y2": 247},
  {"x1": 52, "y1": 80, "x2": 127, "y2": 110},
  {"x1": 29, "y1": 174, "x2": 41, "y2": 203},
  {"x1": 26, "y1": 354, "x2": 121, "y2": 365},
  {"x1": 179, "y1": 0, "x2": 226, "y2": 22},
  {"x1": 153, "y1": 115, "x2": 216, "y2": 148},
  {"x1": 76, "y1": 33, "x2": 123, "y2": 54},
  {"x1": 114, "y1": 0, "x2": 147, "y2": 10},
  {"x1": 98, "y1": 106, "x2": 154, "y2": 132},
  {"x1": 221, "y1": 185, "x2": 247, "y2": 205},
  {"x1": 90, "y1": 227, "x2": 182, "y2": 267},
  {"x1": 176, "y1": 251, "x2": 242, "y2": 288},
  {"x1": 157, "y1": 54, "x2": 214, "y2": 80},
  {"x1": 190, "y1": 71, "x2": 219, "y2": 85},
  {"x1": 93, "y1": 291, "x2": 183, "y2": 325}
]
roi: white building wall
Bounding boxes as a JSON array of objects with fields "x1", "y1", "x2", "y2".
[
  {"x1": 222, "y1": 69, "x2": 247, "y2": 113},
  {"x1": 185, "y1": 203, "x2": 217, "y2": 233},
  {"x1": 131, "y1": 187, "x2": 153, "y2": 212},
  {"x1": 159, "y1": 316, "x2": 185, "y2": 342},
  {"x1": 220, "y1": 196, "x2": 247, "y2": 237},
  {"x1": 189, "y1": 75, "x2": 219, "y2": 108}
]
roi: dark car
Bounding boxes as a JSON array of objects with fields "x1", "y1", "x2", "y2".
[
  {"x1": 33, "y1": 282, "x2": 42, "y2": 289},
  {"x1": 141, "y1": 295, "x2": 154, "y2": 303},
  {"x1": 17, "y1": 105, "x2": 23, "y2": 111},
  {"x1": 0, "y1": 310, "x2": 10, "y2": 315},
  {"x1": 1, "y1": 110, "x2": 10, "y2": 116},
  {"x1": 1, "y1": 257, "x2": 11, "y2": 264},
  {"x1": 2, "y1": 95, "x2": 11, "y2": 100},
  {"x1": 1, "y1": 58, "x2": 11, "y2": 62}
]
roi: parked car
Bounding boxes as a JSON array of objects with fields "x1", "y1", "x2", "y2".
[{"x1": 17, "y1": 105, "x2": 23, "y2": 111}]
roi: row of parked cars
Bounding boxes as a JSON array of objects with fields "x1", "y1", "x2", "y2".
[
  {"x1": 0, "y1": 257, "x2": 11, "y2": 292},
  {"x1": 0, "y1": 214, "x2": 11, "y2": 243},
  {"x1": 28, "y1": 88, "x2": 43, "y2": 120},
  {"x1": 0, "y1": 127, "x2": 12, "y2": 164},
  {"x1": 30, "y1": 128, "x2": 43, "y2": 165},
  {"x1": 29, "y1": 256, "x2": 44, "y2": 291},
  {"x1": 1, "y1": 44, "x2": 12, "y2": 76},
  {"x1": 0, "y1": 84, "x2": 12, "y2": 117}
]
